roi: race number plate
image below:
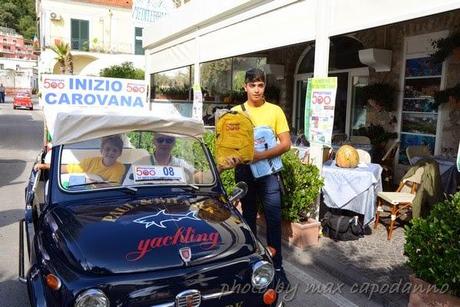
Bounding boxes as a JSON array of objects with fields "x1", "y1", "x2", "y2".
[{"x1": 133, "y1": 165, "x2": 186, "y2": 183}]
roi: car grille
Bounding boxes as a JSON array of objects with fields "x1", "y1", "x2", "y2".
[{"x1": 175, "y1": 289, "x2": 201, "y2": 307}]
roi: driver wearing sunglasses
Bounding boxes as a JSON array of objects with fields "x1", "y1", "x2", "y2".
[{"x1": 131, "y1": 133, "x2": 195, "y2": 178}]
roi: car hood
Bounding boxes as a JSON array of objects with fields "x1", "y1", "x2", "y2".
[{"x1": 44, "y1": 195, "x2": 256, "y2": 274}]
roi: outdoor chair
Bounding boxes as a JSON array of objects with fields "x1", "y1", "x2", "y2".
[
  {"x1": 381, "y1": 140, "x2": 400, "y2": 191},
  {"x1": 350, "y1": 135, "x2": 371, "y2": 145},
  {"x1": 406, "y1": 145, "x2": 431, "y2": 164},
  {"x1": 332, "y1": 133, "x2": 347, "y2": 144},
  {"x1": 375, "y1": 167, "x2": 424, "y2": 240},
  {"x1": 356, "y1": 149, "x2": 371, "y2": 164}
]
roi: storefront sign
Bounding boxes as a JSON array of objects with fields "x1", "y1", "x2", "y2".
[
  {"x1": 304, "y1": 77, "x2": 338, "y2": 145},
  {"x1": 40, "y1": 75, "x2": 148, "y2": 110},
  {"x1": 132, "y1": 0, "x2": 173, "y2": 27}
]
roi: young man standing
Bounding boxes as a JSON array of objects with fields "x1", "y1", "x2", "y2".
[{"x1": 232, "y1": 68, "x2": 292, "y2": 289}]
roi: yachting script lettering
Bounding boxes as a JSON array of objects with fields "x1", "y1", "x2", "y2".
[{"x1": 125, "y1": 227, "x2": 220, "y2": 261}]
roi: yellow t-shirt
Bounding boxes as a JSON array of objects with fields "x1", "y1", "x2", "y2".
[
  {"x1": 66, "y1": 157, "x2": 125, "y2": 183},
  {"x1": 232, "y1": 101, "x2": 290, "y2": 135}
]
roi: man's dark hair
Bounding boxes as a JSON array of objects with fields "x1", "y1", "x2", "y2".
[
  {"x1": 245, "y1": 68, "x2": 265, "y2": 84},
  {"x1": 101, "y1": 135, "x2": 123, "y2": 152}
]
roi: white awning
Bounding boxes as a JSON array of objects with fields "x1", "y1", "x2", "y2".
[
  {"x1": 144, "y1": 0, "x2": 460, "y2": 74},
  {"x1": 44, "y1": 107, "x2": 205, "y2": 146}
]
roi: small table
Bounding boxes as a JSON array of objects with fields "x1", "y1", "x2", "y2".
[
  {"x1": 410, "y1": 156, "x2": 459, "y2": 195},
  {"x1": 322, "y1": 160, "x2": 383, "y2": 225}
]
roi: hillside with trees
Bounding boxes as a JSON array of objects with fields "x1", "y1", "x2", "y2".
[{"x1": 0, "y1": 0, "x2": 36, "y2": 39}]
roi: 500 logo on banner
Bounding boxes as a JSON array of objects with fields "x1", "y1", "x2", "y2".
[
  {"x1": 43, "y1": 78, "x2": 65, "y2": 89},
  {"x1": 312, "y1": 91, "x2": 332, "y2": 105},
  {"x1": 127, "y1": 83, "x2": 146, "y2": 93},
  {"x1": 40, "y1": 75, "x2": 148, "y2": 110}
]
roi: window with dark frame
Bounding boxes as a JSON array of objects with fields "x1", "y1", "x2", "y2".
[
  {"x1": 134, "y1": 27, "x2": 144, "y2": 55},
  {"x1": 71, "y1": 19, "x2": 89, "y2": 51}
]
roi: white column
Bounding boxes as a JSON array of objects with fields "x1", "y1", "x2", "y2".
[
  {"x1": 313, "y1": 0, "x2": 331, "y2": 78},
  {"x1": 311, "y1": 0, "x2": 333, "y2": 220},
  {"x1": 192, "y1": 34, "x2": 203, "y2": 120}
]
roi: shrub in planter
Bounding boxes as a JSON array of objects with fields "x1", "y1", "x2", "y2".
[
  {"x1": 280, "y1": 150, "x2": 323, "y2": 222},
  {"x1": 404, "y1": 192, "x2": 460, "y2": 297}
]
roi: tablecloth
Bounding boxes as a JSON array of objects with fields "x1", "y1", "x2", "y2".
[
  {"x1": 322, "y1": 160, "x2": 383, "y2": 225},
  {"x1": 410, "y1": 156, "x2": 459, "y2": 195}
]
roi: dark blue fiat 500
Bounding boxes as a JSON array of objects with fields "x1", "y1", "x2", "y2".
[{"x1": 19, "y1": 111, "x2": 281, "y2": 307}]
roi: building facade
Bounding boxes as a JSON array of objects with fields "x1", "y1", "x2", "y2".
[
  {"x1": 143, "y1": 0, "x2": 460, "y2": 180},
  {"x1": 0, "y1": 27, "x2": 38, "y2": 60},
  {"x1": 36, "y1": 0, "x2": 145, "y2": 76}
]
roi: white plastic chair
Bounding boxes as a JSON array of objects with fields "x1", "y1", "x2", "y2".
[
  {"x1": 350, "y1": 135, "x2": 371, "y2": 145},
  {"x1": 406, "y1": 145, "x2": 431, "y2": 164},
  {"x1": 356, "y1": 149, "x2": 371, "y2": 164}
]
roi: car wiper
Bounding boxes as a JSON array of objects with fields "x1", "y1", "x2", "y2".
[
  {"x1": 68, "y1": 180, "x2": 118, "y2": 188},
  {"x1": 68, "y1": 181, "x2": 138, "y2": 193}
]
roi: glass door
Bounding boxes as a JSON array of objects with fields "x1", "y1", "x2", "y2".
[{"x1": 350, "y1": 75, "x2": 369, "y2": 135}]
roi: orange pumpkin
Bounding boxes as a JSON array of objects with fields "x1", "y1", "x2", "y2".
[{"x1": 335, "y1": 145, "x2": 359, "y2": 168}]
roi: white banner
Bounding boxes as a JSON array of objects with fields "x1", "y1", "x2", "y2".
[
  {"x1": 132, "y1": 0, "x2": 173, "y2": 28},
  {"x1": 39, "y1": 75, "x2": 148, "y2": 110},
  {"x1": 305, "y1": 77, "x2": 338, "y2": 145}
]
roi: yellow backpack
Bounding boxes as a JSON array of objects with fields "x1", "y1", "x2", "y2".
[{"x1": 215, "y1": 110, "x2": 254, "y2": 167}]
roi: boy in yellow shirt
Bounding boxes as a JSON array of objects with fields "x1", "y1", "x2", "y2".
[
  {"x1": 35, "y1": 135, "x2": 125, "y2": 183},
  {"x1": 229, "y1": 68, "x2": 292, "y2": 289}
]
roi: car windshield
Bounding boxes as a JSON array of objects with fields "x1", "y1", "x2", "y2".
[{"x1": 59, "y1": 131, "x2": 216, "y2": 192}]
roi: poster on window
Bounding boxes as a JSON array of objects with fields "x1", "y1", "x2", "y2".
[{"x1": 304, "y1": 77, "x2": 338, "y2": 145}]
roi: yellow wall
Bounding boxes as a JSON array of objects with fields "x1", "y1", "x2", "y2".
[{"x1": 41, "y1": 0, "x2": 134, "y2": 54}]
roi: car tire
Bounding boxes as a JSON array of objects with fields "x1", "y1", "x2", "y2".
[
  {"x1": 29, "y1": 107, "x2": 33, "y2": 110},
  {"x1": 13, "y1": 106, "x2": 16, "y2": 109}
]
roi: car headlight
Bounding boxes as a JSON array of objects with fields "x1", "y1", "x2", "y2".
[
  {"x1": 75, "y1": 289, "x2": 109, "y2": 307},
  {"x1": 251, "y1": 261, "x2": 274, "y2": 289}
]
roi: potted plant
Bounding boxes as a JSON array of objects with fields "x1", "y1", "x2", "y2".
[
  {"x1": 430, "y1": 32, "x2": 460, "y2": 64},
  {"x1": 404, "y1": 192, "x2": 460, "y2": 306},
  {"x1": 360, "y1": 83, "x2": 396, "y2": 111},
  {"x1": 278, "y1": 150, "x2": 324, "y2": 249}
]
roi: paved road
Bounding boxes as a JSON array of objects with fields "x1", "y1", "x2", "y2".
[
  {"x1": 0, "y1": 100, "x2": 378, "y2": 307},
  {"x1": 0, "y1": 99, "x2": 42, "y2": 307}
]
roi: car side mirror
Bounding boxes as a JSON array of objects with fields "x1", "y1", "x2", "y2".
[{"x1": 229, "y1": 181, "x2": 248, "y2": 203}]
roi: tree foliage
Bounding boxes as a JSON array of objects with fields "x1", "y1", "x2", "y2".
[
  {"x1": 0, "y1": 0, "x2": 36, "y2": 39},
  {"x1": 100, "y1": 62, "x2": 145, "y2": 80}
]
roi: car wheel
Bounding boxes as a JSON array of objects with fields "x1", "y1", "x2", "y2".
[
  {"x1": 13, "y1": 105, "x2": 16, "y2": 109},
  {"x1": 29, "y1": 107, "x2": 33, "y2": 110}
]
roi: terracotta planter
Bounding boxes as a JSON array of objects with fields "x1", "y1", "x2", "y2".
[
  {"x1": 408, "y1": 275, "x2": 460, "y2": 307},
  {"x1": 257, "y1": 213, "x2": 321, "y2": 250}
]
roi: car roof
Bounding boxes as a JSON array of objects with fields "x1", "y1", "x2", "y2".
[{"x1": 44, "y1": 107, "x2": 205, "y2": 146}]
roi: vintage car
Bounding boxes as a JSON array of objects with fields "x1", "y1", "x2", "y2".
[
  {"x1": 13, "y1": 91, "x2": 33, "y2": 110},
  {"x1": 19, "y1": 109, "x2": 281, "y2": 307}
]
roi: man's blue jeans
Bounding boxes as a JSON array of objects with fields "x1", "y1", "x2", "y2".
[
  {"x1": 235, "y1": 165, "x2": 283, "y2": 269},
  {"x1": 0, "y1": 92, "x2": 4, "y2": 103}
]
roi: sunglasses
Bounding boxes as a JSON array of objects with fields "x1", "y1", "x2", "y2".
[{"x1": 155, "y1": 137, "x2": 175, "y2": 144}]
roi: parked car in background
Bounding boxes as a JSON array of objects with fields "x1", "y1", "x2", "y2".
[{"x1": 13, "y1": 92, "x2": 33, "y2": 110}]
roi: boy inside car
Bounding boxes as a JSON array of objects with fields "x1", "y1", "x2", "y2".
[{"x1": 34, "y1": 135, "x2": 126, "y2": 183}]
